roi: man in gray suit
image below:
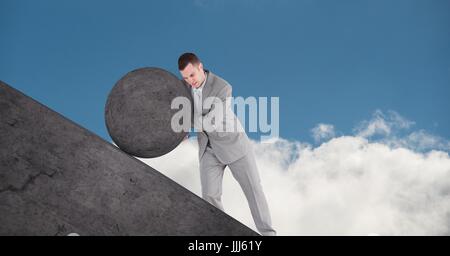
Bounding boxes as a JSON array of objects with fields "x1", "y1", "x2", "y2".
[{"x1": 178, "y1": 52, "x2": 276, "y2": 236}]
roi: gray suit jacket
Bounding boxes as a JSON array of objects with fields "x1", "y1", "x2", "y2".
[{"x1": 183, "y1": 70, "x2": 251, "y2": 164}]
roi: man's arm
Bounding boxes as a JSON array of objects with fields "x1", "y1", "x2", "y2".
[
  {"x1": 202, "y1": 85, "x2": 233, "y2": 132},
  {"x1": 179, "y1": 79, "x2": 196, "y2": 131}
]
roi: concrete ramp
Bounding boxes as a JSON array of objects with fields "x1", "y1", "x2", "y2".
[{"x1": 0, "y1": 81, "x2": 257, "y2": 236}]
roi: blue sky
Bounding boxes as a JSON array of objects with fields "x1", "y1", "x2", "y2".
[{"x1": 1, "y1": 0, "x2": 449, "y2": 145}]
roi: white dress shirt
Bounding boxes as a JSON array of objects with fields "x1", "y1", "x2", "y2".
[{"x1": 192, "y1": 72, "x2": 207, "y2": 131}]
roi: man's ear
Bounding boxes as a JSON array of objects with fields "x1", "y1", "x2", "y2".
[{"x1": 198, "y1": 62, "x2": 203, "y2": 70}]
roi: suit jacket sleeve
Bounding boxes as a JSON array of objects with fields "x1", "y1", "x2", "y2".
[
  {"x1": 179, "y1": 79, "x2": 196, "y2": 130},
  {"x1": 202, "y1": 85, "x2": 232, "y2": 132}
]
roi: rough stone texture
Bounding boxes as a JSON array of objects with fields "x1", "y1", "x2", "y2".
[
  {"x1": 0, "y1": 81, "x2": 257, "y2": 236},
  {"x1": 105, "y1": 67, "x2": 193, "y2": 158}
]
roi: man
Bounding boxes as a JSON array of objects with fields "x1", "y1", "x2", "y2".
[{"x1": 178, "y1": 52, "x2": 276, "y2": 236}]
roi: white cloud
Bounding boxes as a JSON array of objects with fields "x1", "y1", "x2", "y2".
[
  {"x1": 354, "y1": 110, "x2": 414, "y2": 138},
  {"x1": 384, "y1": 130, "x2": 450, "y2": 152},
  {"x1": 353, "y1": 110, "x2": 448, "y2": 152},
  {"x1": 193, "y1": 0, "x2": 208, "y2": 8},
  {"x1": 136, "y1": 110, "x2": 450, "y2": 235},
  {"x1": 311, "y1": 123, "x2": 335, "y2": 143}
]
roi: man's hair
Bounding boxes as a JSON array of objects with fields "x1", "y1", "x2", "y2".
[{"x1": 178, "y1": 52, "x2": 201, "y2": 70}]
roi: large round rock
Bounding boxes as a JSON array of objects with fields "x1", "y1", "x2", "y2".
[{"x1": 105, "y1": 67, "x2": 192, "y2": 158}]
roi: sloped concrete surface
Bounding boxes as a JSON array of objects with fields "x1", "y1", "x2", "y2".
[{"x1": 0, "y1": 81, "x2": 257, "y2": 236}]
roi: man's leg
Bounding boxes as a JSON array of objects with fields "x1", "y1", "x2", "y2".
[
  {"x1": 228, "y1": 151, "x2": 276, "y2": 236},
  {"x1": 199, "y1": 146, "x2": 226, "y2": 211}
]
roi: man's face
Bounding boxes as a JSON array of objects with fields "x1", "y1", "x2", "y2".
[{"x1": 180, "y1": 62, "x2": 205, "y2": 88}]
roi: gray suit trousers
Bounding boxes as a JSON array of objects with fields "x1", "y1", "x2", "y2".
[{"x1": 199, "y1": 145, "x2": 276, "y2": 236}]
